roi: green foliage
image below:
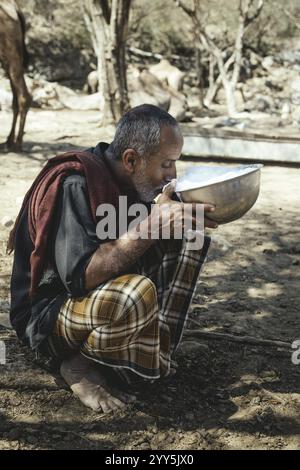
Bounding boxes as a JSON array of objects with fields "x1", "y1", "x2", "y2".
[
  {"x1": 129, "y1": 0, "x2": 193, "y2": 55},
  {"x1": 13, "y1": 0, "x2": 300, "y2": 87},
  {"x1": 18, "y1": 0, "x2": 90, "y2": 49}
]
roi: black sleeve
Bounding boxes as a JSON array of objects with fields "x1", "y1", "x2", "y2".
[{"x1": 54, "y1": 174, "x2": 99, "y2": 297}]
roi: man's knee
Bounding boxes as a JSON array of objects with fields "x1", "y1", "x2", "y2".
[
  {"x1": 128, "y1": 274, "x2": 157, "y2": 301},
  {"x1": 123, "y1": 274, "x2": 158, "y2": 314}
]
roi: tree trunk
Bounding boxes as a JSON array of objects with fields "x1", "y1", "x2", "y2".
[
  {"x1": 224, "y1": 81, "x2": 236, "y2": 116},
  {"x1": 203, "y1": 53, "x2": 217, "y2": 107},
  {"x1": 195, "y1": 47, "x2": 204, "y2": 107},
  {"x1": 83, "y1": 0, "x2": 131, "y2": 126},
  {"x1": 175, "y1": 0, "x2": 263, "y2": 116},
  {"x1": 204, "y1": 53, "x2": 235, "y2": 107}
]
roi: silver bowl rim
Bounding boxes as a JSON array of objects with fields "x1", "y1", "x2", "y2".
[{"x1": 178, "y1": 164, "x2": 263, "y2": 195}]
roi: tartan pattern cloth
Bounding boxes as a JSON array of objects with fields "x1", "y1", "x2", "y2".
[{"x1": 45, "y1": 236, "x2": 211, "y2": 382}]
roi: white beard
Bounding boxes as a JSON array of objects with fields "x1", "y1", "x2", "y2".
[{"x1": 132, "y1": 169, "x2": 159, "y2": 202}]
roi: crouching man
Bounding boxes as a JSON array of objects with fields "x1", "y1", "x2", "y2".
[{"x1": 8, "y1": 104, "x2": 217, "y2": 413}]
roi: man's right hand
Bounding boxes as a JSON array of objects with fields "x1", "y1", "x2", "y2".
[{"x1": 153, "y1": 179, "x2": 218, "y2": 235}]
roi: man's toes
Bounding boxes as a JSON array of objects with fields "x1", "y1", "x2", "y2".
[
  {"x1": 106, "y1": 398, "x2": 125, "y2": 411},
  {"x1": 110, "y1": 395, "x2": 126, "y2": 409},
  {"x1": 99, "y1": 399, "x2": 112, "y2": 414},
  {"x1": 99, "y1": 396, "x2": 125, "y2": 413}
]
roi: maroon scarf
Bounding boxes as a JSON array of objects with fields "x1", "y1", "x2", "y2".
[{"x1": 7, "y1": 150, "x2": 122, "y2": 299}]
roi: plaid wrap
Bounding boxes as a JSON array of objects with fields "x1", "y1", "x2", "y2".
[{"x1": 46, "y1": 236, "x2": 210, "y2": 382}]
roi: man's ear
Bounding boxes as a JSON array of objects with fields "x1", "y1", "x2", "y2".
[{"x1": 121, "y1": 149, "x2": 140, "y2": 174}]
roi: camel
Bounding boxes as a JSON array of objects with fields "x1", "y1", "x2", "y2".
[
  {"x1": 0, "y1": 0, "x2": 31, "y2": 150},
  {"x1": 149, "y1": 59, "x2": 185, "y2": 91},
  {"x1": 85, "y1": 70, "x2": 99, "y2": 94}
]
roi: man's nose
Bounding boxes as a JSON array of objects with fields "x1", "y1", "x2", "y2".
[{"x1": 165, "y1": 169, "x2": 177, "y2": 183}]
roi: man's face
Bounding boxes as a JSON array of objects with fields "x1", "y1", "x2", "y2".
[{"x1": 132, "y1": 125, "x2": 183, "y2": 202}]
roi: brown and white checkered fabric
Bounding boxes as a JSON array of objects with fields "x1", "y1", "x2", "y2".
[{"x1": 45, "y1": 236, "x2": 211, "y2": 383}]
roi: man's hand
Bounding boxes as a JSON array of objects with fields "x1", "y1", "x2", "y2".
[
  {"x1": 85, "y1": 180, "x2": 217, "y2": 291},
  {"x1": 155, "y1": 179, "x2": 218, "y2": 230}
]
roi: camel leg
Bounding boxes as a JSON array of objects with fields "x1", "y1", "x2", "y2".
[
  {"x1": 15, "y1": 76, "x2": 31, "y2": 150},
  {"x1": 6, "y1": 81, "x2": 19, "y2": 149}
]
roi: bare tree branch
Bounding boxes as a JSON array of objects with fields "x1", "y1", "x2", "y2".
[
  {"x1": 174, "y1": 0, "x2": 195, "y2": 17},
  {"x1": 242, "y1": 0, "x2": 264, "y2": 29},
  {"x1": 185, "y1": 324, "x2": 291, "y2": 350},
  {"x1": 283, "y1": 7, "x2": 300, "y2": 30},
  {"x1": 80, "y1": 0, "x2": 99, "y2": 56}
]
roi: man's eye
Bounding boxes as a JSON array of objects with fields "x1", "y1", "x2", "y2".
[{"x1": 162, "y1": 162, "x2": 171, "y2": 169}]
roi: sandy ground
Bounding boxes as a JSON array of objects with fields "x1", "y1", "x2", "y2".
[{"x1": 0, "y1": 109, "x2": 299, "y2": 450}]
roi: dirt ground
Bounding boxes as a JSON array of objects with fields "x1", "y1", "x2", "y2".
[{"x1": 0, "y1": 109, "x2": 299, "y2": 450}]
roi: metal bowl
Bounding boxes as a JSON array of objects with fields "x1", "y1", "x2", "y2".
[{"x1": 177, "y1": 164, "x2": 262, "y2": 224}]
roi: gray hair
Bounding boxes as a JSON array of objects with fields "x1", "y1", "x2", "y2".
[{"x1": 107, "y1": 104, "x2": 178, "y2": 160}]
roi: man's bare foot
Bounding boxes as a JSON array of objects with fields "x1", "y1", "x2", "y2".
[{"x1": 60, "y1": 353, "x2": 136, "y2": 413}]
